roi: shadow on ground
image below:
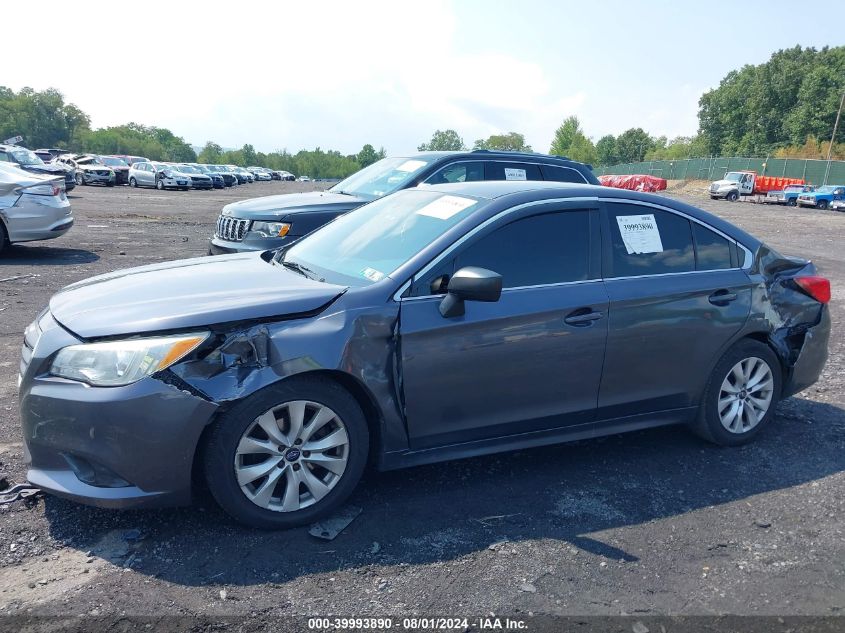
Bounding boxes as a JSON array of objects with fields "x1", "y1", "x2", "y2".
[
  {"x1": 0, "y1": 245, "x2": 99, "y2": 266},
  {"x1": 42, "y1": 396, "x2": 845, "y2": 587}
]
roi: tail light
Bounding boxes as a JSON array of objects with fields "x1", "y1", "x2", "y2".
[
  {"x1": 794, "y1": 276, "x2": 831, "y2": 304},
  {"x1": 23, "y1": 183, "x2": 62, "y2": 196}
]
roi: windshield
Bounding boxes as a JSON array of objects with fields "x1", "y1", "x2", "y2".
[
  {"x1": 178, "y1": 165, "x2": 199, "y2": 173},
  {"x1": 816, "y1": 186, "x2": 835, "y2": 193},
  {"x1": 329, "y1": 156, "x2": 432, "y2": 199},
  {"x1": 724, "y1": 172, "x2": 744, "y2": 182},
  {"x1": 10, "y1": 148, "x2": 44, "y2": 166},
  {"x1": 282, "y1": 189, "x2": 481, "y2": 286},
  {"x1": 77, "y1": 157, "x2": 101, "y2": 166},
  {"x1": 100, "y1": 156, "x2": 128, "y2": 167}
]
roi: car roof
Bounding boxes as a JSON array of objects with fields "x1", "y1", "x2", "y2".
[
  {"x1": 419, "y1": 181, "x2": 761, "y2": 250},
  {"x1": 411, "y1": 149, "x2": 592, "y2": 169}
]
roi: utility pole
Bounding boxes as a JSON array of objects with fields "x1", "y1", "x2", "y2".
[{"x1": 823, "y1": 89, "x2": 845, "y2": 185}]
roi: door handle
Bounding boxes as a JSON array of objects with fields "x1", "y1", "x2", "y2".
[
  {"x1": 564, "y1": 309, "x2": 604, "y2": 326},
  {"x1": 708, "y1": 290, "x2": 738, "y2": 305}
]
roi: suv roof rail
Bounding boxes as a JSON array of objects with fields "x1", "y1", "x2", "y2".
[{"x1": 470, "y1": 148, "x2": 574, "y2": 162}]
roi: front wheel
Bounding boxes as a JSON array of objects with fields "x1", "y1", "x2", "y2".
[
  {"x1": 726, "y1": 191, "x2": 739, "y2": 202},
  {"x1": 75, "y1": 172, "x2": 85, "y2": 186},
  {"x1": 786, "y1": 198, "x2": 797, "y2": 207},
  {"x1": 156, "y1": 179, "x2": 165, "y2": 190},
  {"x1": 129, "y1": 177, "x2": 137, "y2": 187},
  {"x1": 691, "y1": 340, "x2": 782, "y2": 446},
  {"x1": 817, "y1": 200, "x2": 829, "y2": 210},
  {"x1": 0, "y1": 221, "x2": 7, "y2": 255},
  {"x1": 204, "y1": 376, "x2": 369, "y2": 529}
]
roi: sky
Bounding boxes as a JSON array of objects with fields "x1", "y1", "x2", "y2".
[{"x1": 4, "y1": 0, "x2": 845, "y2": 156}]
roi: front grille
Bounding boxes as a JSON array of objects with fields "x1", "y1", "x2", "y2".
[
  {"x1": 709, "y1": 184, "x2": 718, "y2": 192},
  {"x1": 216, "y1": 215, "x2": 249, "y2": 242},
  {"x1": 20, "y1": 318, "x2": 43, "y2": 377}
]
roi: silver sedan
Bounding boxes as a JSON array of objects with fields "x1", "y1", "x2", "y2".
[{"x1": 0, "y1": 164, "x2": 73, "y2": 254}]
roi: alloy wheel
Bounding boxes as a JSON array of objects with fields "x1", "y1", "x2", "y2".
[
  {"x1": 234, "y1": 400, "x2": 350, "y2": 512},
  {"x1": 718, "y1": 357, "x2": 774, "y2": 433}
]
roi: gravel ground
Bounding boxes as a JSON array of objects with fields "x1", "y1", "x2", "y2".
[{"x1": 0, "y1": 181, "x2": 843, "y2": 623}]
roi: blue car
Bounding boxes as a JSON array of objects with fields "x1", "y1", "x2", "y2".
[{"x1": 797, "y1": 185, "x2": 845, "y2": 210}]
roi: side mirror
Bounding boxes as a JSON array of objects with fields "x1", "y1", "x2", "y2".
[{"x1": 439, "y1": 267, "x2": 502, "y2": 318}]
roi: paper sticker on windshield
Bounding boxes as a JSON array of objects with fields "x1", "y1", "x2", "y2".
[
  {"x1": 416, "y1": 195, "x2": 476, "y2": 220},
  {"x1": 396, "y1": 160, "x2": 427, "y2": 173},
  {"x1": 615, "y1": 214, "x2": 664, "y2": 254},
  {"x1": 504, "y1": 168, "x2": 527, "y2": 181},
  {"x1": 362, "y1": 267, "x2": 385, "y2": 282}
]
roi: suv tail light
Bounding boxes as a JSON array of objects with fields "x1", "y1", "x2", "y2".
[
  {"x1": 23, "y1": 183, "x2": 62, "y2": 196},
  {"x1": 794, "y1": 276, "x2": 831, "y2": 304}
]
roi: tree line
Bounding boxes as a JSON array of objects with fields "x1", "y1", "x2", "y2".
[{"x1": 3, "y1": 45, "x2": 843, "y2": 175}]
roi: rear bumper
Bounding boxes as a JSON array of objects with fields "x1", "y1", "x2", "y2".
[{"x1": 782, "y1": 307, "x2": 831, "y2": 397}]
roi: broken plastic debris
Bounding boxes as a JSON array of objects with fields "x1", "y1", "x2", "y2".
[{"x1": 308, "y1": 505, "x2": 362, "y2": 541}]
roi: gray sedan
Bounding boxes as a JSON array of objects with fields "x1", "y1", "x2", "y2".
[{"x1": 18, "y1": 182, "x2": 829, "y2": 529}]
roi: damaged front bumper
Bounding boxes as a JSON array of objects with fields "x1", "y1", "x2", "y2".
[{"x1": 19, "y1": 312, "x2": 219, "y2": 509}]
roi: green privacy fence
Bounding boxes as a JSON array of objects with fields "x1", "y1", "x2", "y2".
[{"x1": 592, "y1": 157, "x2": 845, "y2": 185}]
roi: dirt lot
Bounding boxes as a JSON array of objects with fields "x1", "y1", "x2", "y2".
[{"x1": 0, "y1": 181, "x2": 843, "y2": 624}]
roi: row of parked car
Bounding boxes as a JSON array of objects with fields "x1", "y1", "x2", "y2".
[
  {"x1": 0, "y1": 143, "x2": 309, "y2": 193},
  {"x1": 765, "y1": 184, "x2": 845, "y2": 210}
]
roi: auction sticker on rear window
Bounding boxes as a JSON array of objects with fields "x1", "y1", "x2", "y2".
[
  {"x1": 416, "y1": 195, "x2": 476, "y2": 220},
  {"x1": 504, "y1": 167, "x2": 527, "y2": 181},
  {"x1": 396, "y1": 160, "x2": 427, "y2": 173},
  {"x1": 615, "y1": 214, "x2": 664, "y2": 254}
]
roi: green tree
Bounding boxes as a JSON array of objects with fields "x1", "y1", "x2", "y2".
[
  {"x1": 615, "y1": 128, "x2": 655, "y2": 163},
  {"x1": 0, "y1": 86, "x2": 91, "y2": 148},
  {"x1": 549, "y1": 116, "x2": 581, "y2": 156},
  {"x1": 473, "y1": 132, "x2": 532, "y2": 152},
  {"x1": 418, "y1": 129, "x2": 466, "y2": 151},
  {"x1": 198, "y1": 142, "x2": 223, "y2": 164},
  {"x1": 356, "y1": 143, "x2": 382, "y2": 168},
  {"x1": 595, "y1": 135, "x2": 619, "y2": 166},
  {"x1": 241, "y1": 144, "x2": 258, "y2": 166}
]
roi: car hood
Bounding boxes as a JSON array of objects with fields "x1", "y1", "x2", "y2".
[
  {"x1": 50, "y1": 253, "x2": 347, "y2": 338},
  {"x1": 222, "y1": 191, "x2": 367, "y2": 220},
  {"x1": 711, "y1": 179, "x2": 736, "y2": 187},
  {"x1": 78, "y1": 164, "x2": 113, "y2": 171}
]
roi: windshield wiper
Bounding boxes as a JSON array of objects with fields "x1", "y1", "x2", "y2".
[{"x1": 280, "y1": 259, "x2": 323, "y2": 281}]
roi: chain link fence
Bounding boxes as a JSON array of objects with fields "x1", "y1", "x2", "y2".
[{"x1": 592, "y1": 157, "x2": 845, "y2": 185}]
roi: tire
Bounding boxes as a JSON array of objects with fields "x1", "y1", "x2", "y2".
[
  {"x1": 786, "y1": 198, "x2": 797, "y2": 207},
  {"x1": 204, "y1": 376, "x2": 369, "y2": 530},
  {"x1": 726, "y1": 191, "x2": 739, "y2": 202},
  {"x1": 691, "y1": 339, "x2": 782, "y2": 446},
  {"x1": 0, "y1": 221, "x2": 7, "y2": 255},
  {"x1": 817, "y1": 200, "x2": 828, "y2": 210},
  {"x1": 107, "y1": 181, "x2": 115, "y2": 187},
  {"x1": 156, "y1": 179, "x2": 165, "y2": 190},
  {"x1": 75, "y1": 172, "x2": 85, "y2": 186},
  {"x1": 129, "y1": 177, "x2": 137, "y2": 188}
]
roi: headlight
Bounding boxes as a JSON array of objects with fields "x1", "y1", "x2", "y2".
[
  {"x1": 251, "y1": 221, "x2": 291, "y2": 237},
  {"x1": 50, "y1": 333, "x2": 208, "y2": 387}
]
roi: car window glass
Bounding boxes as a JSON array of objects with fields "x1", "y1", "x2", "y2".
[
  {"x1": 540, "y1": 164, "x2": 587, "y2": 183},
  {"x1": 423, "y1": 162, "x2": 484, "y2": 185},
  {"x1": 0, "y1": 152, "x2": 7, "y2": 162},
  {"x1": 411, "y1": 211, "x2": 591, "y2": 294},
  {"x1": 693, "y1": 222, "x2": 733, "y2": 270},
  {"x1": 484, "y1": 162, "x2": 542, "y2": 182},
  {"x1": 606, "y1": 204, "x2": 695, "y2": 277}
]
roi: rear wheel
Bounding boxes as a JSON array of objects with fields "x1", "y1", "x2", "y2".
[
  {"x1": 0, "y1": 221, "x2": 7, "y2": 255},
  {"x1": 692, "y1": 340, "x2": 781, "y2": 446},
  {"x1": 129, "y1": 177, "x2": 137, "y2": 187},
  {"x1": 75, "y1": 172, "x2": 84, "y2": 186},
  {"x1": 726, "y1": 191, "x2": 739, "y2": 202},
  {"x1": 817, "y1": 200, "x2": 829, "y2": 210},
  {"x1": 786, "y1": 198, "x2": 797, "y2": 207},
  {"x1": 204, "y1": 376, "x2": 369, "y2": 529}
]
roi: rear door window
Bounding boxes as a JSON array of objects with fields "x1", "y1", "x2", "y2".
[
  {"x1": 484, "y1": 162, "x2": 542, "y2": 182},
  {"x1": 605, "y1": 203, "x2": 695, "y2": 277},
  {"x1": 692, "y1": 222, "x2": 733, "y2": 270},
  {"x1": 540, "y1": 164, "x2": 587, "y2": 183}
]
